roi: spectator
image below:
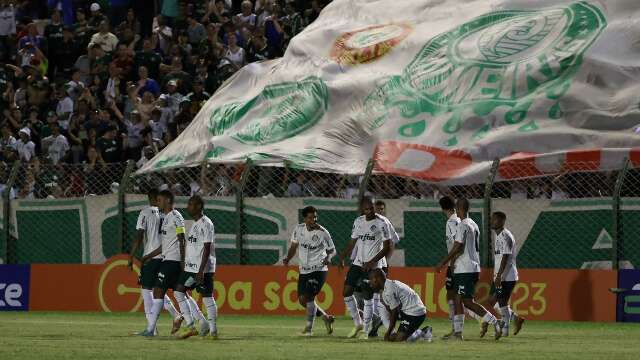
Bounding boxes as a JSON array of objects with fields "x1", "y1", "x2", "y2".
[
  {"x1": 186, "y1": 78, "x2": 210, "y2": 114},
  {"x1": 153, "y1": 15, "x2": 173, "y2": 54},
  {"x1": 88, "y1": 3, "x2": 107, "y2": 33},
  {"x1": 55, "y1": 86, "x2": 74, "y2": 130},
  {"x1": 57, "y1": 26, "x2": 80, "y2": 78},
  {"x1": 282, "y1": 0, "x2": 303, "y2": 41},
  {"x1": 88, "y1": 20, "x2": 119, "y2": 53},
  {"x1": 96, "y1": 125, "x2": 121, "y2": 163},
  {"x1": 224, "y1": 32, "x2": 245, "y2": 69},
  {"x1": 287, "y1": 173, "x2": 307, "y2": 197},
  {"x1": 84, "y1": 145, "x2": 110, "y2": 195},
  {"x1": 135, "y1": 65, "x2": 160, "y2": 97},
  {"x1": 18, "y1": 22, "x2": 44, "y2": 50},
  {"x1": 0, "y1": 0, "x2": 17, "y2": 63},
  {"x1": 0, "y1": 122, "x2": 17, "y2": 162},
  {"x1": 134, "y1": 38, "x2": 162, "y2": 80},
  {"x1": 162, "y1": 79, "x2": 183, "y2": 114},
  {"x1": 16, "y1": 127, "x2": 36, "y2": 162},
  {"x1": 74, "y1": 8, "x2": 91, "y2": 49},
  {"x1": 187, "y1": 16, "x2": 206, "y2": 46},
  {"x1": 44, "y1": 9, "x2": 64, "y2": 78},
  {"x1": 42, "y1": 122, "x2": 69, "y2": 164},
  {"x1": 246, "y1": 28, "x2": 275, "y2": 62},
  {"x1": 237, "y1": 1, "x2": 257, "y2": 32}
]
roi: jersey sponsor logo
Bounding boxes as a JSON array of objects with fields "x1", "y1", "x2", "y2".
[
  {"x1": 187, "y1": 235, "x2": 198, "y2": 244},
  {"x1": 300, "y1": 243, "x2": 322, "y2": 250},
  {"x1": 358, "y1": 234, "x2": 377, "y2": 241}
]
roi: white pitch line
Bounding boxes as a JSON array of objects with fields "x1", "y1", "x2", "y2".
[{"x1": 0, "y1": 319, "x2": 308, "y2": 330}]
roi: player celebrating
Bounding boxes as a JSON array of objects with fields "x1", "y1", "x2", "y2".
[
  {"x1": 439, "y1": 196, "x2": 461, "y2": 339},
  {"x1": 138, "y1": 190, "x2": 188, "y2": 337},
  {"x1": 368, "y1": 269, "x2": 432, "y2": 342},
  {"x1": 283, "y1": 206, "x2": 336, "y2": 336},
  {"x1": 128, "y1": 189, "x2": 183, "y2": 335},
  {"x1": 482, "y1": 211, "x2": 525, "y2": 337},
  {"x1": 339, "y1": 197, "x2": 392, "y2": 339},
  {"x1": 436, "y1": 198, "x2": 502, "y2": 341},
  {"x1": 172, "y1": 195, "x2": 219, "y2": 339}
]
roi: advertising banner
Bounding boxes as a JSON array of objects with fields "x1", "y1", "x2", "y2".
[
  {"x1": 0, "y1": 264, "x2": 31, "y2": 311},
  {"x1": 617, "y1": 269, "x2": 640, "y2": 322},
  {"x1": 28, "y1": 255, "x2": 615, "y2": 321}
]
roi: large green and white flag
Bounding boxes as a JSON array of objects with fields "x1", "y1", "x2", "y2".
[{"x1": 139, "y1": 0, "x2": 640, "y2": 184}]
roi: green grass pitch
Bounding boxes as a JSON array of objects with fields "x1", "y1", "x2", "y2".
[{"x1": 1, "y1": 312, "x2": 639, "y2": 359}]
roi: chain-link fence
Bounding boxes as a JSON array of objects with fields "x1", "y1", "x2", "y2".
[{"x1": 2, "y1": 158, "x2": 640, "y2": 270}]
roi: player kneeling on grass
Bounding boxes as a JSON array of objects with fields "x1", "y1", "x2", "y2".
[
  {"x1": 481, "y1": 211, "x2": 524, "y2": 337},
  {"x1": 368, "y1": 269, "x2": 432, "y2": 342},
  {"x1": 174, "y1": 195, "x2": 219, "y2": 340},
  {"x1": 283, "y1": 206, "x2": 336, "y2": 336}
]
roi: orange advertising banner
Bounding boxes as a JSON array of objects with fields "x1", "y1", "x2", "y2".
[{"x1": 29, "y1": 255, "x2": 616, "y2": 322}]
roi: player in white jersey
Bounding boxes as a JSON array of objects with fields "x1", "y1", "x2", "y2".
[
  {"x1": 482, "y1": 211, "x2": 525, "y2": 337},
  {"x1": 339, "y1": 197, "x2": 392, "y2": 339},
  {"x1": 436, "y1": 198, "x2": 502, "y2": 341},
  {"x1": 367, "y1": 200, "x2": 400, "y2": 338},
  {"x1": 171, "y1": 195, "x2": 219, "y2": 340},
  {"x1": 128, "y1": 189, "x2": 182, "y2": 335},
  {"x1": 283, "y1": 206, "x2": 336, "y2": 336},
  {"x1": 439, "y1": 196, "x2": 461, "y2": 338},
  {"x1": 138, "y1": 190, "x2": 188, "y2": 337},
  {"x1": 368, "y1": 269, "x2": 432, "y2": 342}
]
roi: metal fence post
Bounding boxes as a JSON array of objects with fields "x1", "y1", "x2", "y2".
[
  {"x1": 118, "y1": 161, "x2": 135, "y2": 254},
  {"x1": 3, "y1": 161, "x2": 20, "y2": 263},
  {"x1": 357, "y1": 158, "x2": 375, "y2": 204},
  {"x1": 236, "y1": 159, "x2": 253, "y2": 264},
  {"x1": 612, "y1": 158, "x2": 630, "y2": 270},
  {"x1": 482, "y1": 159, "x2": 500, "y2": 268}
]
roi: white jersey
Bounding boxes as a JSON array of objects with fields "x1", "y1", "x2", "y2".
[
  {"x1": 290, "y1": 223, "x2": 335, "y2": 274},
  {"x1": 351, "y1": 215, "x2": 391, "y2": 268},
  {"x1": 381, "y1": 279, "x2": 426, "y2": 317},
  {"x1": 445, "y1": 213, "x2": 461, "y2": 253},
  {"x1": 453, "y1": 217, "x2": 481, "y2": 274},
  {"x1": 494, "y1": 228, "x2": 518, "y2": 281},
  {"x1": 350, "y1": 215, "x2": 399, "y2": 260},
  {"x1": 185, "y1": 215, "x2": 216, "y2": 273},
  {"x1": 160, "y1": 209, "x2": 185, "y2": 262},
  {"x1": 136, "y1": 206, "x2": 162, "y2": 259}
]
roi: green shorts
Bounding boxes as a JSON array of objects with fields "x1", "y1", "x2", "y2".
[
  {"x1": 452, "y1": 272, "x2": 479, "y2": 299},
  {"x1": 155, "y1": 260, "x2": 182, "y2": 291},
  {"x1": 490, "y1": 281, "x2": 517, "y2": 302},
  {"x1": 298, "y1": 271, "x2": 327, "y2": 297},
  {"x1": 139, "y1": 258, "x2": 163, "y2": 289},
  {"x1": 345, "y1": 265, "x2": 373, "y2": 299},
  {"x1": 445, "y1": 267, "x2": 453, "y2": 291},
  {"x1": 177, "y1": 271, "x2": 214, "y2": 295}
]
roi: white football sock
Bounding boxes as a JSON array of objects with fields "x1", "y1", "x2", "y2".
[
  {"x1": 465, "y1": 306, "x2": 482, "y2": 322},
  {"x1": 142, "y1": 289, "x2": 153, "y2": 324},
  {"x1": 186, "y1": 294, "x2": 206, "y2": 323},
  {"x1": 174, "y1": 291, "x2": 194, "y2": 326},
  {"x1": 407, "y1": 328, "x2": 423, "y2": 341},
  {"x1": 453, "y1": 314, "x2": 464, "y2": 333},
  {"x1": 500, "y1": 306, "x2": 510, "y2": 328},
  {"x1": 306, "y1": 301, "x2": 317, "y2": 328},
  {"x1": 146, "y1": 298, "x2": 164, "y2": 333},
  {"x1": 377, "y1": 301, "x2": 390, "y2": 329},
  {"x1": 482, "y1": 312, "x2": 497, "y2": 325},
  {"x1": 202, "y1": 296, "x2": 218, "y2": 333},
  {"x1": 163, "y1": 295, "x2": 180, "y2": 320},
  {"x1": 344, "y1": 296, "x2": 362, "y2": 327},
  {"x1": 447, "y1": 300, "x2": 455, "y2": 322},
  {"x1": 372, "y1": 293, "x2": 381, "y2": 317},
  {"x1": 362, "y1": 299, "x2": 373, "y2": 333}
]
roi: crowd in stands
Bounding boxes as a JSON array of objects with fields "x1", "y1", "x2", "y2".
[{"x1": 0, "y1": 0, "x2": 330, "y2": 198}]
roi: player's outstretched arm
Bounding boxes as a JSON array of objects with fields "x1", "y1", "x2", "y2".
[
  {"x1": 141, "y1": 245, "x2": 162, "y2": 264},
  {"x1": 384, "y1": 305, "x2": 399, "y2": 342},
  {"x1": 128, "y1": 229, "x2": 145, "y2": 269},
  {"x1": 283, "y1": 242, "x2": 298, "y2": 266},
  {"x1": 339, "y1": 239, "x2": 356, "y2": 270}
]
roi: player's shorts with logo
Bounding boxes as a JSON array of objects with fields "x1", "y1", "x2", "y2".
[
  {"x1": 298, "y1": 271, "x2": 327, "y2": 297},
  {"x1": 398, "y1": 312, "x2": 426, "y2": 335},
  {"x1": 490, "y1": 281, "x2": 516, "y2": 302},
  {"x1": 445, "y1": 267, "x2": 453, "y2": 290},
  {"x1": 345, "y1": 265, "x2": 373, "y2": 297},
  {"x1": 155, "y1": 260, "x2": 182, "y2": 290},
  {"x1": 177, "y1": 271, "x2": 214, "y2": 294},
  {"x1": 139, "y1": 258, "x2": 163, "y2": 289},
  {"x1": 452, "y1": 272, "x2": 479, "y2": 299}
]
